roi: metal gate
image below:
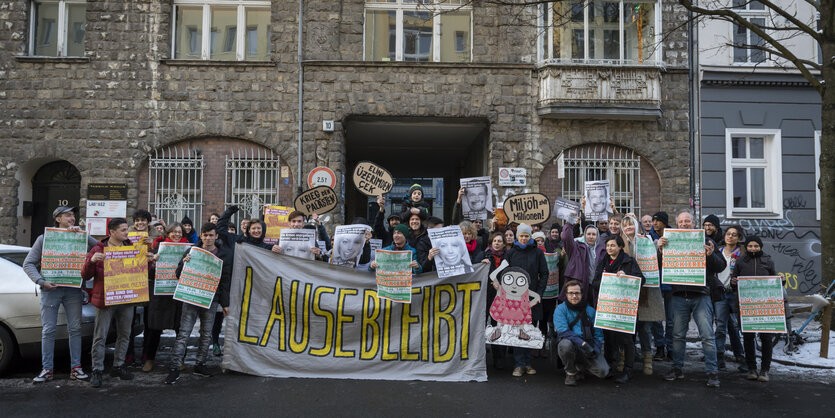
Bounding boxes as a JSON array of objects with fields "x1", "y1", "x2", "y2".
[
  {"x1": 225, "y1": 148, "x2": 280, "y2": 229},
  {"x1": 560, "y1": 144, "x2": 641, "y2": 215},
  {"x1": 148, "y1": 147, "x2": 205, "y2": 225}
]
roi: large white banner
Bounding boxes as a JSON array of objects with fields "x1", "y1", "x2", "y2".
[{"x1": 223, "y1": 245, "x2": 488, "y2": 382}]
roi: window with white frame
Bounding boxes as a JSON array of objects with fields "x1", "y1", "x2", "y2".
[
  {"x1": 537, "y1": 0, "x2": 660, "y2": 65},
  {"x1": 732, "y1": 0, "x2": 767, "y2": 64},
  {"x1": 29, "y1": 0, "x2": 86, "y2": 57},
  {"x1": 815, "y1": 130, "x2": 821, "y2": 220},
  {"x1": 173, "y1": 0, "x2": 270, "y2": 61},
  {"x1": 725, "y1": 129, "x2": 783, "y2": 218},
  {"x1": 364, "y1": 0, "x2": 472, "y2": 63}
]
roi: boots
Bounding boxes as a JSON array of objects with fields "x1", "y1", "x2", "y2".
[
  {"x1": 643, "y1": 353, "x2": 653, "y2": 375},
  {"x1": 616, "y1": 351, "x2": 625, "y2": 373}
]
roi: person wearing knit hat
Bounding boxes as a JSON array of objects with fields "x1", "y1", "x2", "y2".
[
  {"x1": 399, "y1": 183, "x2": 431, "y2": 222},
  {"x1": 516, "y1": 223, "x2": 532, "y2": 238},
  {"x1": 649, "y1": 211, "x2": 669, "y2": 241},
  {"x1": 702, "y1": 214, "x2": 723, "y2": 245},
  {"x1": 181, "y1": 216, "x2": 198, "y2": 243},
  {"x1": 545, "y1": 223, "x2": 562, "y2": 253},
  {"x1": 532, "y1": 231, "x2": 547, "y2": 251},
  {"x1": 369, "y1": 223, "x2": 422, "y2": 274}
]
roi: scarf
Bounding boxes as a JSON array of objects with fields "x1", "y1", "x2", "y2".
[
  {"x1": 466, "y1": 239, "x2": 477, "y2": 254},
  {"x1": 603, "y1": 251, "x2": 626, "y2": 274},
  {"x1": 584, "y1": 225, "x2": 601, "y2": 283}
]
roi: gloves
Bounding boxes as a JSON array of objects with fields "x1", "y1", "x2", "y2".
[{"x1": 581, "y1": 342, "x2": 596, "y2": 359}]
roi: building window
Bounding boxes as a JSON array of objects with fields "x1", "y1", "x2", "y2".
[
  {"x1": 148, "y1": 147, "x2": 205, "y2": 227},
  {"x1": 225, "y1": 149, "x2": 281, "y2": 229},
  {"x1": 732, "y1": 0, "x2": 767, "y2": 64},
  {"x1": 537, "y1": 0, "x2": 660, "y2": 65},
  {"x1": 815, "y1": 130, "x2": 821, "y2": 220},
  {"x1": 29, "y1": 0, "x2": 86, "y2": 57},
  {"x1": 560, "y1": 144, "x2": 641, "y2": 214},
  {"x1": 725, "y1": 129, "x2": 783, "y2": 218},
  {"x1": 364, "y1": 0, "x2": 472, "y2": 63},
  {"x1": 173, "y1": 1, "x2": 270, "y2": 61}
]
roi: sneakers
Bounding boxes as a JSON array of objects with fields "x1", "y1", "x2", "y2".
[
  {"x1": 110, "y1": 365, "x2": 134, "y2": 381},
  {"x1": 511, "y1": 367, "x2": 524, "y2": 377},
  {"x1": 564, "y1": 373, "x2": 578, "y2": 386},
  {"x1": 664, "y1": 368, "x2": 684, "y2": 381},
  {"x1": 746, "y1": 370, "x2": 759, "y2": 380},
  {"x1": 614, "y1": 371, "x2": 631, "y2": 384},
  {"x1": 525, "y1": 365, "x2": 536, "y2": 375},
  {"x1": 193, "y1": 363, "x2": 213, "y2": 377},
  {"x1": 33, "y1": 369, "x2": 53, "y2": 384},
  {"x1": 90, "y1": 370, "x2": 103, "y2": 388},
  {"x1": 142, "y1": 360, "x2": 154, "y2": 372},
  {"x1": 654, "y1": 347, "x2": 666, "y2": 361},
  {"x1": 757, "y1": 371, "x2": 770, "y2": 382},
  {"x1": 164, "y1": 368, "x2": 180, "y2": 385},
  {"x1": 212, "y1": 344, "x2": 223, "y2": 357},
  {"x1": 70, "y1": 367, "x2": 89, "y2": 381},
  {"x1": 706, "y1": 373, "x2": 720, "y2": 388}
]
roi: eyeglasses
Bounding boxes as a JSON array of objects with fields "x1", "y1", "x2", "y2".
[{"x1": 566, "y1": 292, "x2": 582, "y2": 296}]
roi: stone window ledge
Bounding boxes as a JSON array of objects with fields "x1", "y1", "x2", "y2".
[
  {"x1": 303, "y1": 60, "x2": 534, "y2": 70},
  {"x1": 14, "y1": 56, "x2": 91, "y2": 64},
  {"x1": 160, "y1": 59, "x2": 276, "y2": 67}
]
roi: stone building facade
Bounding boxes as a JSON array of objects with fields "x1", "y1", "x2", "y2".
[{"x1": 0, "y1": 0, "x2": 692, "y2": 245}]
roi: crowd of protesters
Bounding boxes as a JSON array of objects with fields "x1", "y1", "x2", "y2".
[{"x1": 23, "y1": 182, "x2": 782, "y2": 389}]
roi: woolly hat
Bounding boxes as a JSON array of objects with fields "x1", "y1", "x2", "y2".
[
  {"x1": 393, "y1": 224, "x2": 410, "y2": 236},
  {"x1": 652, "y1": 211, "x2": 670, "y2": 228},
  {"x1": 408, "y1": 184, "x2": 423, "y2": 196},
  {"x1": 532, "y1": 231, "x2": 546, "y2": 241},
  {"x1": 703, "y1": 214, "x2": 721, "y2": 228},
  {"x1": 181, "y1": 216, "x2": 193, "y2": 226},
  {"x1": 516, "y1": 223, "x2": 532, "y2": 237},
  {"x1": 744, "y1": 235, "x2": 763, "y2": 248},
  {"x1": 549, "y1": 223, "x2": 562, "y2": 234}
]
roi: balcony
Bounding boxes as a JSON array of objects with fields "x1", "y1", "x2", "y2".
[{"x1": 536, "y1": 64, "x2": 662, "y2": 121}]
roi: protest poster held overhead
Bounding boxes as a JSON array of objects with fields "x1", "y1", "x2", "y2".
[
  {"x1": 553, "y1": 197, "x2": 581, "y2": 223},
  {"x1": 737, "y1": 276, "x2": 787, "y2": 333},
  {"x1": 278, "y1": 229, "x2": 316, "y2": 260},
  {"x1": 263, "y1": 205, "x2": 293, "y2": 245},
  {"x1": 294, "y1": 186, "x2": 338, "y2": 216},
  {"x1": 486, "y1": 261, "x2": 544, "y2": 349},
  {"x1": 374, "y1": 250, "x2": 413, "y2": 303},
  {"x1": 594, "y1": 272, "x2": 641, "y2": 334},
  {"x1": 502, "y1": 193, "x2": 550, "y2": 224},
  {"x1": 584, "y1": 180, "x2": 612, "y2": 222},
  {"x1": 330, "y1": 224, "x2": 372, "y2": 268},
  {"x1": 352, "y1": 161, "x2": 393, "y2": 196},
  {"x1": 223, "y1": 244, "x2": 488, "y2": 382},
  {"x1": 635, "y1": 235, "x2": 660, "y2": 287},
  {"x1": 662, "y1": 229, "x2": 706, "y2": 286},
  {"x1": 173, "y1": 246, "x2": 223, "y2": 309},
  {"x1": 103, "y1": 245, "x2": 149, "y2": 306},
  {"x1": 40, "y1": 227, "x2": 88, "y2": 288},
  {"x1": 459, "y1": 176, "x2": 492, "y2": 220},
  {"x1": 154, "y1": 242, "x2": 192, "y2": 295},
  {"x1": 428, "y1": 225, "x2": 473, "y2": 278}
]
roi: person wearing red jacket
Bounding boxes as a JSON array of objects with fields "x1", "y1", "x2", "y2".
[{"x1": 82, "y1": 217, "x2": 140, "y2": 388}]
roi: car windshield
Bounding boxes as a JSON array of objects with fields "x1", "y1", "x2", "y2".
[{"x1": 0, "y1": 252, "x2": 28, "y2": 267}]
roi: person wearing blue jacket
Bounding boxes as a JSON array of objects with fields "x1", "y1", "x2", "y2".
[
  {"x1": 369, "y1": 224, "x2": 421, "y2": 275},
  {"x1": 554, "y1": 280, "x2": 609, "y2": 386}
]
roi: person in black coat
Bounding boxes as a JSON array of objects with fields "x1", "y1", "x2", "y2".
[
  {"x1": 590, "y1": 234, "x2": 645, "y2": 383},
  {"x1": 216, "y1": 205, "x2": 277, "y2": 252}
]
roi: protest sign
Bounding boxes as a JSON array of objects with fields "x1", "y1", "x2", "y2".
[
  {"x1": 330, "y1": 224, "x2": 372, "y2": 268},
  {"x1": 317, "y1": 240, "x2": 327, "y2": 254},
  {"x1": 635, "y1": 235, "x2": 660, "y2": 287},
  {"x1": 223, "y1": 244, "x2": 488, "y2": 382},
  {"x1": 352, "y1": 161, "x2": 393, "y2": 196},
  {"x1": 428, "y1": 226, "x2": 473, "y2": 278},
  {"x1": 104, "y1": 246, "x2": 149, "y2": 306},
  {"x1": 40, "y1": 227, "x2": 88, "y2": 288},
  {"x1": 553, "y1": 197, "x2": 581, "y2": 223},
  {"x1": 154, "y1": 242, "x2": 192, "y2": 295},
  {"x1": 737, "y1": 276, "x2": 787, "y2": 333},
  {"x1": 374, "y1": 250, "x2": 413, "y2": 303},
  {"x1": 543, "y1": 252, "x2": 560, "y2": 299},
  {"x1": 127, "y1": 231, "x2": 148, "y2": 248},
  {"x1": 264, "y1": 205, "x2": 293, "y2": 245},
  {"x1": 584, "y1": 180, "x2": 611, "y2": 221},
  {"x1": 661, "y1": 229, "x2": 706, "y2": 286},
  {"x1": 369, "y1": 238, "x2": 383, "y2": 262},
  {"x1": 173, "y1": 247, "x2": 223, "y2": 309},
  {"x1": 459, "y1": 176, "x2": 492, "y2": 220},
  {"x1": 278, "y1": 229, "x2": 316, "y2": 260},
  {"x1": 502, "y1": 193, "x2": 550, "y2": 224},
  {"x1": 294, "y1": 186, "x2": 338, "y2": 215},
  {"x1": 594, "y1": 272, "x2": 641, "y2": 334}
]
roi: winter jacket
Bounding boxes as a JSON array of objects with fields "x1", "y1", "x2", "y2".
[
  {"x1": 373, "y1": 209, "x2": 395, "y2": 247},
  {"x1": 146, "y1": 237, "x2": 188, "y2": 330},
  {"x1": 590, "y1": 252, "x2": 645, "y2": 307},
  {"x1": 731, "y1": 252, "x2": 777, "y2": 280},
  {"x1": 216, "y1": 206, "x2": 274, "y2": 252},
  {"x1": 554, "y1": 302, "x2": 604, "y2": 353},
  {"x1": 81, "y1": 237, "x2": 137, "y2": 309},
  {"x1": 670, "y1": 237, "x2": 727, "y2": 298},
  {"x1": 561, "y1": 221, "x2": 606, "y2": 300},
  {"x1": 399, "y1": 197, "x2": 430, "y2": 222},
  {"x1": 152, "y1": 235, "x2": 188, "y2": 250},
  {"x1": 503, "y1": 239, "x2": 548, "y2": 322},
  {"x1": 24, "y1": 232, "x2": 99, "y2": 286}
]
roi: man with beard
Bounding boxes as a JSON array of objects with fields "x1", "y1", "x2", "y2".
[{"x1": 554, "y1": 280, "x2": 609, "y2": 386}]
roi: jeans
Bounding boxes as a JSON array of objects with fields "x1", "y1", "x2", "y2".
[
  {"x1": 171, "y1": 301, "x2": 216, "y2": 368},
  {"x1": 91, "y1": 305, "x2": 134, "y2": 371},
  {"x1": 40, "y1": 287, "x2": 84, "y2": 370},
  {"x1": 661, "y1": 290, "x2": 674, "y2": 351},
  {"x1": 557, "y1": 339, "x2": 609, "y2": 378},
  {"x1": 671, "y1": 294, "x2": 718, "y2": 375},
  {"x1": 744, "y1": 333, "x2": 774, "y2": 372},
  {"x1": 714, "y1": 292, "x2": 744, "y2": 361},
  {"x1": 637, "y1": 321, "x2": 655, "y2": 354},
  {"x1": 513, "y1": 347, "x2": 532, "y2": 368},
  {"x1": 212, "y1": 311, "x2": 224, "y2": 346}
]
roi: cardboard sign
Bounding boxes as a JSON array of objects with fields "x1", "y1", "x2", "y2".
[
  {"x1": 502, "y1": 193, "x2": 551, "y2": 224},
  {"x1": 294, "y1": 186, "x2": 338, "y2": 215},
  {"x1": 352, "y1": 161, "x2": 393, "y2": 196}
]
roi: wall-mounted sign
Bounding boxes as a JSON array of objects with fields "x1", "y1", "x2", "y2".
[{"x1": 498, "y1": 167, "x2": 526, "y2": 187}]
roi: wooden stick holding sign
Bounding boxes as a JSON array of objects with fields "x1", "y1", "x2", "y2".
[
  {"x1": 294, "y1": 185, "x2": 338, "y2": 215},
  {"x1": 352, "y1": 161, "x2": 393, "y2": 197},
  {"x1": 502, "y1": 193, "x2": 551, "y2": 224}
]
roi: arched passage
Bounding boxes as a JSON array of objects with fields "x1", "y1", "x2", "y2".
[{"x1": 31, "y1": 160, "x2": 81, "y2": 245}]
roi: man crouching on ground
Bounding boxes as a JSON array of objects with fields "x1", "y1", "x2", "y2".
[{"x1": 554, "y1": 280, "x2": 609, "y2": 386}]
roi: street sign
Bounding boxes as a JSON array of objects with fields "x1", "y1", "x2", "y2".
[
  {"x1": 498, "y1": 167, "x2": 526, "y2": 187},
  {"x1": 307, "y1": 166, "x2": 337, "y2": 189}
]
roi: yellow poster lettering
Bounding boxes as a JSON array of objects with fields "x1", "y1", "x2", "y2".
[
  {"x1": 237, "y1": 267, "x2": 259, "y2": 344},
  {"x1": 433, "y1": 284, "x2": 456, "y2": 362},
  {"x1": 400, "y1": 287, "x2": 421, "y2": 361},
  {"x1": 289, "y1": 281, "x2": 311, "y2": 353},
  {"x1": 456, "y1": 282, "x2": 480, "y2": 360},
  {"x1": 308, "y1": 286, "x2": 336, "y2": 357},
  {"x1": 334, "y1": 288, "x2": 358, "y2": 358},
  {"x1": 381, "y1": 299, "x2": 398, "y2": 360},
  {"x1": 360, "y1": 290, "x2": 381, "y2": 360},
  {"x1": 259, "y1": 276, "x2": 286, "y2": 351}
]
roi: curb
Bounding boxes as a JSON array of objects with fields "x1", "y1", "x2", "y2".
[{"x1": 770, "y1": 357, "x2": 835, "y2": 370}]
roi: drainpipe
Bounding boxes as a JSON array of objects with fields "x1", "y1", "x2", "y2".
[
  {"x1": 297, "y1": 0, "x2": 304, "y2": 196},
  {"x1": 688, "y1": 8, "x2": 701, "y2": 220}
]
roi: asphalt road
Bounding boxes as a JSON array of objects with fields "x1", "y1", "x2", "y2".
[{"x1": 1, "y1": 336, "x2": 832, "y2": 417}]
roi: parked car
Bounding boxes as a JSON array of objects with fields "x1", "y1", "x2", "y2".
[{"x1": 0, "y1": 244, "x2": 96, "y2": 375}]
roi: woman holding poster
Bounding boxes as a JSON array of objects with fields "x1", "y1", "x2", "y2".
[
  {"x1": 731, "y1": 236, "x2": 779, "y2": 383},
  {"x1": 714, "y1": 225, "x2": 747, "y2": 372},
  {"x1": 591, "y1": 235, "x2": 644, "y2": 384}
]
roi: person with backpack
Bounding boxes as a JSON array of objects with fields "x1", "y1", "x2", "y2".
[{"x1": 554, "y1": 280, "x2": 610, "y2": 386}]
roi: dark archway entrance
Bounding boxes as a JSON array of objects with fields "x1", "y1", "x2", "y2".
[{"x1": 31, "y1": 161, "x2": 81, "y2": 245}]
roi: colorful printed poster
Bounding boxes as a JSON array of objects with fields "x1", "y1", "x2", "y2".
[
  {"x1": 40, "y1": 228, "x2": 88, "y2": 288},
  {"x1": 737, "y1": 276, "x2": 787, "y2": 333},
  {"x1": 374, "y1": 250, "x2": 413, "y2": 303},
  {"x1": 543, "y1": 252, "x2": 560, "y2": 299},
  {"x1": 594, "y1": 272, "x2": 641, "y2": 334},
  {"x1": 128, "y1": 231, "x2": 148, "y2": 249},
  {"x1": 104, "y1": 246, "x2": 149, "y2": 306},
  {"x1": 263, "y1": 205, "x2": 293, "y2": 245},
  {"x1": 173, "y1": 247, "x2": 223, "y2": 309},
  {"x1": 661, "y1": 229, "x2": 706, "y2": 286},
  {"x1": 635, "y1": 235, "x2": 660, "y2": 287},
  {"x1": 154, "y1": 242, "x2": 192, "y2": 295},
  {"x1": 278, "y1": 229, "x2": 316, "y2": 260}
]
